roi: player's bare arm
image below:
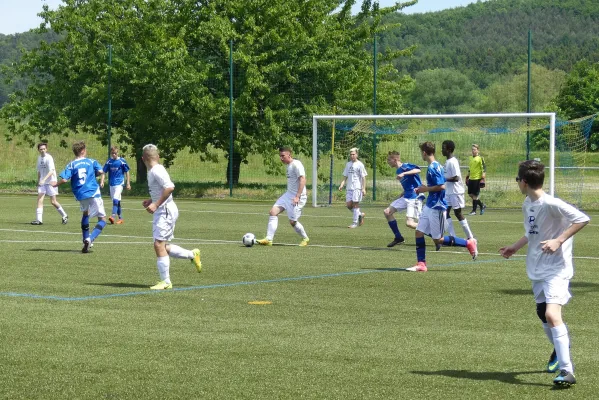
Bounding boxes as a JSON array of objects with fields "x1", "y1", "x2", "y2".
[
  {"x1": 146, "y1": 186, "x2": 175, "y2": 214},
  {"x1": 499, "y1": 236, "x2": 528, "y2": 259},
  {"x1": 540, "y1": 221, "x2": 589, "y2": 254},
  {"x1": 294, "y1": 176, "x2": 306, "y2": 205}
]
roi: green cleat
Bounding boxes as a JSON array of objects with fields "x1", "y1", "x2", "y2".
[
  {"x1": 150, "y1": 280, "x2": 173, "y2": 290},
  {"x1": 257, "y1": 238, "x2": 273, "y2": 246},
  {"x1": 547, "y1": 349, "x2": 559, "y2": 373},
  {"x1": 191, "y1": 248, "x2": 202, "y2": 273},
  {"x1": 299, "y1": 237, "x2": 310, "y2": 247}
]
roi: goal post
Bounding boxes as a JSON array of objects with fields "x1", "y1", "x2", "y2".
[{"x1": 312, "y1": 112, "x2": 560, "y2": 208}]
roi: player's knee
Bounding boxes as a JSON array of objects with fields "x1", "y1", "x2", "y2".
[
  {"x1": 383, "y1": 208, "x2": 392, "y2": 218},
  {"x1": 536, "y1": 302, "x2": 547, "y2": 323},
  {"x1": 289, "y1": 220, "x2": 297, "y2": 227}
]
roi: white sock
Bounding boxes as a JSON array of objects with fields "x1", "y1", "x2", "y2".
[
  {"x1": 157, "y1": 256, "x2": 171, "y2": 283},
  {"x1": 293, "y1": 221, "x2": 307, "y2": 238},
  {"x1": 36, "y1": 207, "x2": 43, "y2": 222},
  {"x1": 460, "y1": 219, "x2": 473, "y2": 239},
  {"x1": 168, "y1": 244, "x2": 193, "y2": 259},
  {"x1": 352, "y1": 208, "x2": 360, "y2": 224},
  {"x1": 446, "y1": 217, "x2": 456, "y2": 236},
  {"x1": 542, "y1": 323, "x2": 554, "y2": 345},
  {"x1": 56, "y1": 206, "x2": 67, "y2": 217},
  {"x1": 266, "y1": 215, "x2": 278, "y2": 240},
  {"x1": 551, "y1": 324, "x2": 573, "y2": 372}
]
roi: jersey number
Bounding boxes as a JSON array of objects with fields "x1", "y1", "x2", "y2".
[{"x1": 77, "y1": 168, "x2": 87, "y2": 185}]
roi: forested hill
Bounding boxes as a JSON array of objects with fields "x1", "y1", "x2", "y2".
[{"x1": 382, "y1": 0, "x2": 599, "y2": 87}]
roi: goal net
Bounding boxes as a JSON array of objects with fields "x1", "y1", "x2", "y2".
[{"x1": 312, "y1": 113, "x2": 597, "y2": 210}]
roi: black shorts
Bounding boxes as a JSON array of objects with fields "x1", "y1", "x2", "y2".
[{"x1": 467, "y1": 179, "x2": 482, "y2": 196}]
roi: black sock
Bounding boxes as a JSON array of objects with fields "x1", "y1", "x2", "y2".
[{"x1": 472, "y1": 201, "x2": 477, "y2": 212}]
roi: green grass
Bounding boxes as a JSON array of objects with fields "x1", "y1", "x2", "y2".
[{"x1": 1, "y1": 194, "x2": 598, "y2": 399}]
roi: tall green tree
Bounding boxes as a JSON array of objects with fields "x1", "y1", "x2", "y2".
[
  {"x1": 1, "y1": 0, "x2": 415, "y2": 183},
  {"x1": 409, "y1": 68, "x2": 480, "y2": 114}
]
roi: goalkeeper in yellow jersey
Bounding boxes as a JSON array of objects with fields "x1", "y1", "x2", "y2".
[{"x1": 466, "y1": 144, "x2": 486, "y2": 215}]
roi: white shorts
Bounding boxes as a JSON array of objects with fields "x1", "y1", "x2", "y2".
[
  {"x1": 389, "y1": 197, "x2": 422, "y2": 220},
  {"x1": 346, "y1": 189, "x2": 363, "y2": 203},
  {"x1": 416, "y1": 206, "x2": 446, "y2": 240},
  {"x1": 38, "y1": 184, "x2": 58, "y2": 197},
  {"x1": 110, "y1": 185, "x2": 124, "y2": 201},
  {"x1": 79, "y1": 197, "x2": 107, "y2": 218},
  {"x1": 532, "y1": 277, "x2": 572, "y2": 305},
  {"x1": 445, "y1": 193, "x2": 466, "y2": 209},
  {"x1": 153, "y1": 201, "x2": 179, "y2": 241},
  {"x1": 274, "y1": 192, "x2": 307, "y2": 222}
]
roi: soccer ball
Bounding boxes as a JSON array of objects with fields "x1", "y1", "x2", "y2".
[{"x1": 242, "y1": 233, "x2": 256, "y2": 247}]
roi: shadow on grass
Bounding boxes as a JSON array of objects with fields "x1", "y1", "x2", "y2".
[
  {"x1": 28, "y1": 248, "x2": 82, "y2": 253},
  {"x1": 86, "y1": 282, "x2": 196, "y2": 289},
  {"x1": 411, "y1": 369, "x2": 551, "y2": 387},
  {"x1": 501, "y1": 281, "x2": 599, "y2": 297}
]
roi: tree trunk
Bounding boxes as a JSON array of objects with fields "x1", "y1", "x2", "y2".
[
  {"x1": 226, "y1": 152, "x2": 242, "y2": 186},
  {"x1": 136, "y1": 153, "x2": 147, "y2": 184}
]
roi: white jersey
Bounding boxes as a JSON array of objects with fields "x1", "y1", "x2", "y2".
[
  {"x1": 147, "y1": 164, "x2": 175, "y2": 207},
  {"x1": 443, "y1": 157, "x2": 464, "y2": 195},
  {"x1": 286, "y1": 159, "x2": 306, "y2": 196},
  {"x1": 523, "y1": 193, "x2": 589, "y2": 281},
  {"x1": 342, "y1": 160, "x2": 368, "y2": 191},
  {"x1": 37, "y1": 154, "x2": 57, "y2": 184}
]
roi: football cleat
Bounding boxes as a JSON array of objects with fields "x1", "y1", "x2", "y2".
[
  {"x1": 547, "y1": 349, "x2": 559, "y2": 373},
  {"x1": 468, "y1": 211, "x2": 476, "y2": 216},
  {"x1": 348, "y1": 224, "x2": 358, "y2": 229},
  {"x1": 466, "y1": 238, "x2": 478, "y2": 260},
  {"x1": 116, "y1": 219, "x2": 124, "y2": 225},
  {"x1": 299, "y1": 237, "x2": 310, "y2": 247},
  {"x1": 553, "y1": 369, "x2": 576, "y2": 386},
  {"x1": 358, "y1": 212, "x2": 365, "y2": 226},
  {"x1": 435, "y1": 242, "x2": 442, "y2": 251},
  {"x1": 108, "y1": 216, "x2": 115, "y2": 224},
  {"x1": 30, "y1": 220, "x2": 43, "y2": 225},
  {"x1": 406, "y1": 261, "x2": 427, "y2": 272},
  {"x1": 257, "y1": 238, "x2": 273, "y2": 246},
  {"x1": 82, "y1": 238, "x2": 91, "y2": 253},
  {"x1": 150, "y1": 280, "x2": 173, "y2": 290},
  {"x1": 62, "y1": 215, "x2": 68, "y2": 225},
  {"x1": 191, "y1": 248, "x2": 202, "y2": 273},
  {"x1": 480, "y1": 204, "x2": 487, "y2": 215},
  {"x1": 387, "y1": 237, "x2": 405, "y2": 247}
]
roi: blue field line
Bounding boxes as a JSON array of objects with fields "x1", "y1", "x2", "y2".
[{"x1": 1, "y1": 258, "x2": 511, "y2": 302}]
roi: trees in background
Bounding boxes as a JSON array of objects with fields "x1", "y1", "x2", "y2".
[{"x1": 0, "y1": 0, "x2": 414, "y2": 183}]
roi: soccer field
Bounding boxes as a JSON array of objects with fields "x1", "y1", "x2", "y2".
[{"x1": 1, "y1": 194, "x2": 598, "y2": 399}]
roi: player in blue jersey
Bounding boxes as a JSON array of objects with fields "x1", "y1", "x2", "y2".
[
  {"x1": 53, "y1": 141, "x2": 107, "y2": 253},
  {"x1": 406, "y1": 142, "x2": 478, "y2": 272},
  {"x1": 383, "y1": 151, "x2": 424, "y2": 247},
  {"x1": 100, "y1": 146, "x2": 131, "y2": 224}
]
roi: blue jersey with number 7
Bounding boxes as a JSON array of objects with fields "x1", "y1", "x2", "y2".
[{"x1": 59, "y1": 158, "x2": 103, "y2": 201}]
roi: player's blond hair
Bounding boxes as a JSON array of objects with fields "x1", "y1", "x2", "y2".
[
  {"x1": 142, "y1": 144, "x2": 159, "y2": 161},
  {"x1": 349, "y1": 147, "x2": 359, "y2": 155}
]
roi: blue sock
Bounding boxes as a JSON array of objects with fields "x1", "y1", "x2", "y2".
[
  {"x1": 442, "y1": 236, "x2": 467, "y2": 247},
  {"x1": 416, "y1": 236, "x2": 426, "y2": 262},
  {"x1": 81, "y1": 215, "x2": 90, "y2": 241},
  {"x1": 117, "y1": 201, "x2": 122, "y2": 219},
  {"x1": 388, "y1": 220, "x2": 402, "y2": 238},
  {"x1": 112, "y1": 199, "x2": 119, "y2": 216},
  {"x1": 90, "y1": 220, "x2": 106, "y2": 242}
]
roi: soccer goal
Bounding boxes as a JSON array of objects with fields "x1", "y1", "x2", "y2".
[{"x1": 312, "y1": 113, "x2": 597, "y2": 209}]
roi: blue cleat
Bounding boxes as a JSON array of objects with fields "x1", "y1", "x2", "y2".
[
  {"x1": 553, "y1": 369, "x2": 576, "y2": 386},
  {"x1": 547, "y1": 349, "x2": 559, "y2": 373}
]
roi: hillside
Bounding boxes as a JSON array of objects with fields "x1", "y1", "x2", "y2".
[{"x1": 382, "y1": 0, "x2": 599, "y2": 87}]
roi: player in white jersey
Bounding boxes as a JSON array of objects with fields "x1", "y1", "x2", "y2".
[
  {"x1": 257, "y1": 147, "x2": 309, "y2": 246},
  {"x1": 141, "y1": 144, "x2": 202, "y2": 290},
  {"x1": 500, "y1": 160, "x2": 589, "y2": 387},
  {"x1": 441, "y1": 140, "x2": 473, "y2": 239},
  {"x1": 31, "y1": 143, "x2": 68, "y2": 225},
  {"x1": 338, "y1": 148, "x2": 368, "y2": 228}
]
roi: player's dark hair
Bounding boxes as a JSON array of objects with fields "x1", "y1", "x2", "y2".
[
  {"x1": 518, "y1": 160, "x2": 544, "y2": 189},
  {"x1": 72, "y1": 141, "x2": 86, "y2": 156},
  {"x1": 279, "y1": 146, "x2": 292, "y2": 154},
  {"x1": 442, "y1": 140, "x2": 455, "y2": 153},
  {"x1": 110, "y1": 146, "x2": 119, "y2": 153},
  {"x1": 387, "y1": 151, "x2": 400, "y2": 158},
  {"x1": 419, "y1": 141, "x2": 435, "y2": 156},
  {"x1": 37, "y1": 142, "x2": 47, "y2": 150}
]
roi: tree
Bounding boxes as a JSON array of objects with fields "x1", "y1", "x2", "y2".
[
  {"x1": 409, "y1": 68, "x2": 480, "y2": 114},
  {"x1": 1, "y1": 0, "x2": 415, "y2": 184}
]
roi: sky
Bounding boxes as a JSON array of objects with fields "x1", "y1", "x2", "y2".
[{"x1": 0, "y1": 0, "x2": 483, "y2": 35}]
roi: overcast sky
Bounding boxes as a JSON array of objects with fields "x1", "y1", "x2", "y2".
[{"x1": 0, "y1": 0, "x2": 483, "y2": 35}]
